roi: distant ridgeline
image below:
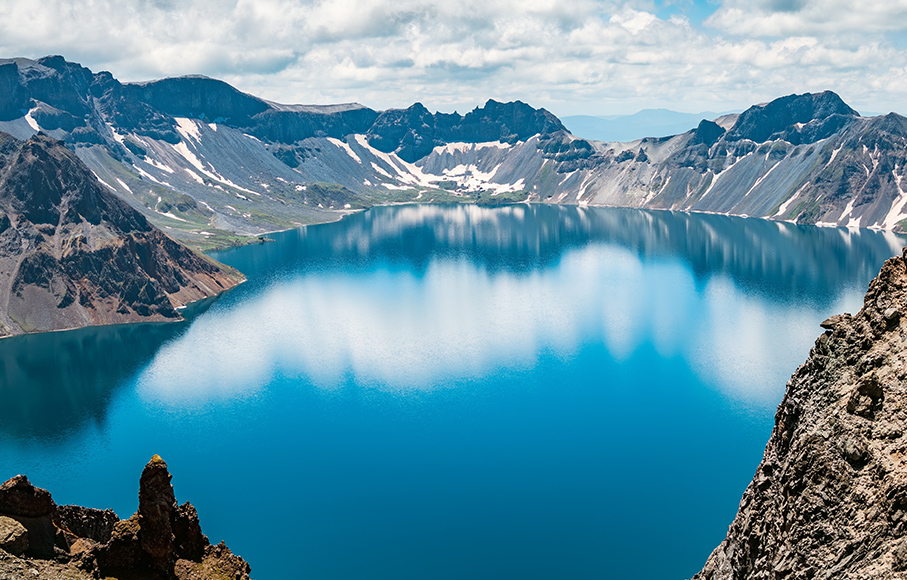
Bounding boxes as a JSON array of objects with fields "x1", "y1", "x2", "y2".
[{"x1": 2, "y1": 55, "x2": 907, "y2": 251}]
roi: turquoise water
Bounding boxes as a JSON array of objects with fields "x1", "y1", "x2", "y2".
[{"x1": 0, "y1": 204, "x2": 903, "y2": 579}]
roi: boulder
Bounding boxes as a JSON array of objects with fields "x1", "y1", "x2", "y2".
[
  {"x1": 0, "y1": 475, "x2": 57, "y2": 558},
  {"x1": 0, "y1": 475, "x2": 54, "y2": 518},
  {"x1": 0, "y1": 515, "x2": 27, "y2": 555}
]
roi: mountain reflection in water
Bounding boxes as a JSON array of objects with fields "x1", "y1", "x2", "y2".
[{"x1": 225, "y1": 204, "x2": 901, "y2": 307}]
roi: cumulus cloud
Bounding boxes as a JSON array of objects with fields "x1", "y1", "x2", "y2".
[
  {"x1": 706, "y1": 0, "x2": 907, "y2": 37},
  {"x1": 0, "y1": 0, "x2": 905, "y2": 115}
]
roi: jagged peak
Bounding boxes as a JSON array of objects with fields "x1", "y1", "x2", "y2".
[
  {"x1": 0, "y1": 132, "x2": 150, "y2": 231},
  {"x1": 35, "y1": 55, "x2": 72, "y2": 71},
  {"x1": 690, "y1": 119, "x2": 726, "y2": 146},
  {"x1": 725, "y1": 90, "x2": 859, "y2": 144},
  {"x1": 864, "y1": 111, "x2": 907, "y2": 136},
  {"x1": 374, "y1": 102, "x2": 432, "y2": 115}
]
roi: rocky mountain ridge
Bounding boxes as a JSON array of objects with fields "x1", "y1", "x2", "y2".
[
  {"x1": 0, "y1": 456, "x2": 252, "y2": 580},
  {"x1": 1, "y1": 56, "x2": 906, "y2": 249},
  {"x1": 695, "y1": 247, "x2": 907, "y2": 579},
  {"x1": 0, "y1": 131, "x2": 243, "y2": 338}
]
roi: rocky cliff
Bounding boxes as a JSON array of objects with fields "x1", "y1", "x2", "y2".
[
  {"x1": 694, "y1": 248, "x2": 907, "y2": 579},
  {"x1": 0, "y1": 456, "x2": 251, "y2": 580},
  {"x1": 0, "y1": 131, "x2": 243, "y2": 338}
]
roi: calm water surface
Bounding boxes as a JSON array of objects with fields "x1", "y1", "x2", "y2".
[{"x1": 1, "y1": 205, "x2": 904, "y2": 579}]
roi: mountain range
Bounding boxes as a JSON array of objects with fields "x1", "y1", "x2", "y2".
[{"x1": 2, "y1": 56, "x2": 906, "y2": 254}]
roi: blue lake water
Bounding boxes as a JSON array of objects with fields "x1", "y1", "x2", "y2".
[{"x1": 0, "y1": 204, "x2": 904, "y2": 579}]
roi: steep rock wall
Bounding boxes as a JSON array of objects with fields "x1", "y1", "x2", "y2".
[{"x1": 696, "y1": 248, "x2": 907, "y2": 579}]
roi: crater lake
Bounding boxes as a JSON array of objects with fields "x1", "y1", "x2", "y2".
[{"x1": 1, "y1": 204, "x2": 903, "y2": 579}]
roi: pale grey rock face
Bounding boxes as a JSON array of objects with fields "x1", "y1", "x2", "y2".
[{"x1": 694, "y1": 247, "x2": 907, "y2": 580}]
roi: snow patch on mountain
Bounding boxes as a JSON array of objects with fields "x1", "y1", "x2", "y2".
[
  {"x1": 175, "y1": 118, "x2": 203, "y2": 142},
  {"x1": 24, "y1": 109, "x2": 40, "y2": 131},
  {"x1": 116, "y1": 178, "x2": 133, "y2": 194},
  {"x1": 327, "y1": 137, "x2": 362, "y2": 163},
  {"x1": 354, "y1": 134, "x2": 434, "y2": 188}
]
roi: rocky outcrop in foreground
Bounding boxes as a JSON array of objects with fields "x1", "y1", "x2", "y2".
[
  {"x1": 0, "y1": 456, "x2": 251, "y2": 580},
  {"x1": 695, "y1": 248, "x2": 907, "y2": 579}
]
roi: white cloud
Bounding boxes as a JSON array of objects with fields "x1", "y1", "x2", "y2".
[
  {"x1": 610, "y1": 9, "x2": 658, "y2": 34},
  {"x1": 706, "y1": 0, "x2": 907, "y2": 37},
  {"x1": 0, "y1": 0, "x2": 905, "y2": 115}
]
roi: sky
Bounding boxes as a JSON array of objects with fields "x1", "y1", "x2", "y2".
[{"x1": 1, "y1": 0, "x2": 906, "y2": 117}]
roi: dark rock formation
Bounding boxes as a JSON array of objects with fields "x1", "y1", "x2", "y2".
[
  {"x1": 139, "y1": 455, "x2": 177, "y2": 561},
  {"x1": 0, "y1": 474, "x2": 58, "y2": 559},
  {"x1": 725, "y1": 91, "x2": 859, "y2": 144},
  {"x1": 126, "y1": 76, "x2": 270, "y2": 125},
  {"x1": 53, "y1": 506, "x2": 118, "y2": 545},
  {"x1": 252, "y1": 103, "x2": 379, "y2": 144},
  {"x1": 0, "y1": 62, "x2": 30, "y2": 121},
  {"x1": 694, "y1": 247, "x2": 907, "y2": 579},
  {"x1": 0, "y1": 132, "x2": 243, "y2": 338},
  {"x1": 691, "y1": 119, "x2": 726, "y2": 147},
  {"x1": 366, "y1": 99, "x2": 566, "y2": 162},
  {"x1": 0, "y1": 457, "x2": 252, "y2": 580}
]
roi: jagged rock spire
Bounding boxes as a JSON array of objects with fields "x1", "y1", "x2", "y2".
[{"x1": 138, "y1": 454, "x2": 177, "y2": 560}]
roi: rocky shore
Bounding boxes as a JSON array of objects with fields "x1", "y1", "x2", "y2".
[
  {"x1": 0, "y1": 456, "x2": 251, "y2": 580},
  {"x1": 695, "y1": 247, "x2": 907, "y2": 579}
]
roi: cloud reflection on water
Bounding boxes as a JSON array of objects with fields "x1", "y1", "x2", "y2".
[{"x1": 138, "y1": 241, "x2": 858, "y2": 406}]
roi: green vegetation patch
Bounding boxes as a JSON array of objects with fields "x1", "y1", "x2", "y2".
[{"x1": 475, "y1": 190, "x2": 529, "y2": 206}]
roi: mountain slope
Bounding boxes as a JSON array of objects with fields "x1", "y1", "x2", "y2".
[
  {"x1": 1, "y1": 56, "x2": 906, "y2": 243},
  {"x1": 694, "y1": 248, "x2": 907, "y2": 579},
  {"x1": 0, "y1": 132, "x2": 243, "y2": 338}
]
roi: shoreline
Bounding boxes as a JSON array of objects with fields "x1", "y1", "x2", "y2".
[{"x1": 198, "y1": 199, "x2": 907, "y2": 253}]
